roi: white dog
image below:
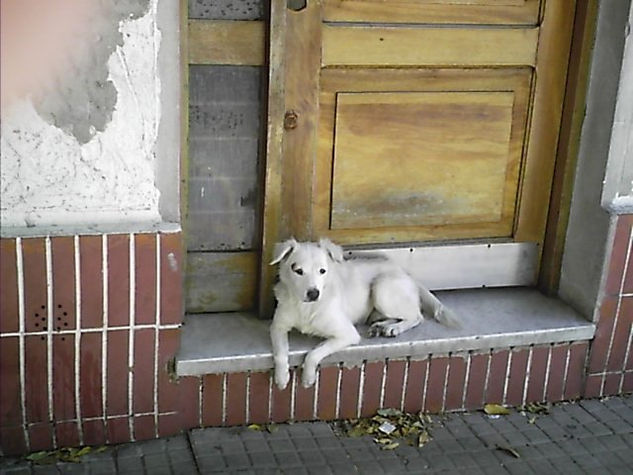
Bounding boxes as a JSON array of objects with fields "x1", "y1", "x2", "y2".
[{"x1": 269, "y1": 238, "x2": 459, "y2": 389}]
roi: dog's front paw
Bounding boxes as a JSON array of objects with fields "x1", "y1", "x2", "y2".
[
  {"x1": 274, "y1": 367, "x2": 290, "y2": 390},
  {"x1": 301, "y1": 368, "x2": 317, "y2": 388}
]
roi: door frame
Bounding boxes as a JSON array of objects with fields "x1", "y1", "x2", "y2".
[{"x1": 258, "y1": 0, "x2": 580, "y2": 317}]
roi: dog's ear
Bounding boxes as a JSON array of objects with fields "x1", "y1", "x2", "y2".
[
  {"x1": 319, "y1": 238, "x2": 344, "y2": 263},
  {"x1": 270, "y1": 238, "x2": 297, "y2": 265}
]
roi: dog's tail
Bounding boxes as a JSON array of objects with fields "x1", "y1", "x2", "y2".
[{"x1": 418, "y1": 284, "x2": 461, "y2": 329}]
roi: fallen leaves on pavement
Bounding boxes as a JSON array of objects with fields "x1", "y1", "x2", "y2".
[{"x1": 332, "y1": 408, "x2": 435, "y2": 450}]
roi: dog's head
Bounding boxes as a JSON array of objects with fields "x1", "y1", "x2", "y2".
[{"x1": 270, "y1": 238, "x2": 344, "y2": 303}]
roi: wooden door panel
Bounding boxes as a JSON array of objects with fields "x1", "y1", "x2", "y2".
[
  {"x1": 314, "y1": 68, "x2": 532, "y2": 244},
  {"x1": 322, "y1": 26, "x2": 538, "y2": 68},
  {"x1": 331, "y1": 91, "x2": 514, "y2": 230},
  {"x1": 323, "y1": 0, "x2": 541, "y2": 25}
]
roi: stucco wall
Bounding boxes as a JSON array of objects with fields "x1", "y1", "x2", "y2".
[{"x1": 0, "y1": 0, "x2": 176, "y2": 231}]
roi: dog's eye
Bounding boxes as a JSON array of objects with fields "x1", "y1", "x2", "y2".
[
  {"x1": 319, "y1": 268, "x2": 326, "y2": 275},
  {"x1": 294, "y1": 268, "x2": 304, "y2": 276}
]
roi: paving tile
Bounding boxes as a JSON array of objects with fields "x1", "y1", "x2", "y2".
[
  {"x1": 456, "y1": 436, "x2": 486, "y2": 451},
  {"x1": 480, "y1": 465, "x2": 510, "y2": 475},
  {"x1": 526, "y1": 458, "x2": 557, "y2": 473},
  {"x1": 500, "y1": 460, "x2": 533, "y2": 474},
  {"x1": 345, "y1": 446, "x2": 375, "y2": 462},
  {"x1": 613, "y1": 447, "x2": 633, "y2": 466},
  {"x1": 117, "y1": 456, "x2": 144, "y2": 472},
  {"x1": 224, "y1": 452, "x2": 252, "y2": 470},
  {"x1": 546, "y1": 456, "x2": 583, "y2": 474},
  {"x1": 196, "y1": 454, "x2": 227, "y2": 473},
  {"x1": 535, "y1": 442, "x2": 566, "y2": 459},
  {"x1": 435, "y1": 438, "x2": 463, "y2": 454},
  {"x1": 0, "y1": 466, "x2": 32, "y2": 475},
  {"x1": 315, "y1": 437, "x2": 343, "y2": 449},
  {"x1": 449, "y1": 451, "x2": 478, "y2": 469},
  {"x1": 329, "y1": 462, "x2": 359, "y2": 474},
  {"x1": 247, "y1": 451, "x2": 276, "y2": 468},
  {"x1": 274, "y1": 450, "x2": 302, "y2": 468},
  {"x1": 254, "y1": 469, "x2": 282, "y2": 475},
  {"x1": 517, "y1": 426, "x2": 553, "y2": 445},
  {"x1": 243, "y1": 439, "x2": 269, "y2": 453},
  {"x1": 499, "y1": 429, "x2": 531, "y2": 446},
  {"x1": 601, "y1": 417, "x2": 633, "y2": 434},
  {"x1": 571, "y1": 452, "x2": 604, "y2": 469},
  {"x1": 298, "y1": 449, "x2": 327, "y2": 467},
  {"x1": 308, "y1": 423, "x2": 336, "y2": 437},
  {"x1": 55, "y1": 464, "x2": 90, "y2": 474}
]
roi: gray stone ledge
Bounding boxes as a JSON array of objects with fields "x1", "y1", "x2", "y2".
[
  {"x1": 176, "y1": 287, "x2": 595, "y2": 376},
  {"x1": 0, "y1": 221, "x2": 181, "y2": 238}
]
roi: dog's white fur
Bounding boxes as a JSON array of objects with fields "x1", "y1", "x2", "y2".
[{"x1": 270, "y1": 238, "x2": 459, "y2": 389}]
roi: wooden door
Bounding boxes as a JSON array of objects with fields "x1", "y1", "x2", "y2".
[{"x1": 260, "y1": 0, "x2": 576, "y2": 314}]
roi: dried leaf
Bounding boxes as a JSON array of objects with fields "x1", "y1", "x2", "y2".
[
  {"x1": 417, "y1": 431, "x2": 431, "y2": 447},
  {"x1": 26, "y1": 451, "x2": 50, "y2": 462},
  {"x1": 380, "y1": 441, "x2": 400, "y2": 450},
  {"x1": 76, "y1": 446, "x2": 92, "y2": 457},
  {"x1": 484, "y1": 403, "x2": 511, "y2": 415},
  {"x1": 496, "y1": 445, "x2": 520, "y2": 458},
  {"x1": 523, "y1": 402, "x2": 550, "y2": 415},
  {"x1": 247, "y1": 424, "x2": 263, "y2": 431},
  {"x1": 377, "y1": 408, "x2": 402, "y2": 418},
  {"x1": 266, "y1": 423, "x2": 279, "y2": 433}
]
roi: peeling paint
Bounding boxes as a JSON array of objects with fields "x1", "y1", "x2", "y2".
[{"x1": 1, "y1": 0, "x2": 162, "y2": 229}]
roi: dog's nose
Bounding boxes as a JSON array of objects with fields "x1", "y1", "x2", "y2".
[{"x1": 306, "y1": 288, "x2": 320, "y2": 302}]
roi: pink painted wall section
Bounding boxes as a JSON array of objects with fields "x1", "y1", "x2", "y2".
[
  {"x1": 585, "y1": 214, "x2": 633, "y2": 397},
  {"x1": 0, "y1": 232, "x2": 184, "y2": 456}
]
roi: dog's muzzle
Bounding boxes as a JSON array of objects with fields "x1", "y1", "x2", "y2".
[{"x1": 305, "y1": 288, "x2": 320, "y2": 302}]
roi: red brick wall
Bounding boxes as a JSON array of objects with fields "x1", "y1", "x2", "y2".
[
  {"x1": 585, "y1": 214, "x2": 633, "y2": 397},
  {"x1": 1, "y1": 216, "x2": 631, "y2": 456},
  {"x1": 0, "y1": 233, "x2": 186, "y2": 455}
]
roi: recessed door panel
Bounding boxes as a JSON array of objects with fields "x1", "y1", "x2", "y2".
[
  {"x1": 314, "y1": 68, "x2": 532, "y2": 244},
  {"x1": 331, "y1": 91, "x2": 515, "y2": 230}
]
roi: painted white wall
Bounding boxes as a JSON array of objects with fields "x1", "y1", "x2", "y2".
[
  {"x1": 602, "y1": 4, "x2": 633, "y2": 213},
  {"x1": 0, "y1": 0, "x2": 174, "y2": 232}
]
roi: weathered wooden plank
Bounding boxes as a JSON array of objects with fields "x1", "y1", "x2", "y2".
[
  {"x1": 185, "y1": 251, "x2": 258, "y2": 313},
  {"x1": 514, "y1": 0, "x2": 577, "y2": 247},
  {"x1": 322, "y1": 26, "x2": 539, "y2": 68},
  {"x1": 280, "y1": 1, "x2": 322, "y2": 241},
  {"x1": 259, "y1": 0, "x2": 287, "y2": 318},
  {"x1": 186, "y1": 210, "x2": 257, "y2": 251},
  {"x1": 540, "y1": 1, "x2": 597, "y2": 292},
  {"x1": 188, "y1": 65, "x2": 262, "y2": 103},
  {"x1": 188, "y1": 0, "x2": 264, "y2": 20},
  {"x1": 188, "y1": 20, "x2": 265, "y2": 65},
  {"x1": 187, "y1": 65, "x2": 262, "y2": 251},
  {"x1": 323, "y1": 0, "x2": 540, "y2": 25}
]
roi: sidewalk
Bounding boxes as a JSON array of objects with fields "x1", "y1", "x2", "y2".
[{"x1": 2, "y1": 394, "x2": 632, "y2": 474}]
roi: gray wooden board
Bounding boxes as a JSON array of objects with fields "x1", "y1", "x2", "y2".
[
  {"x1": 185, "y1": 251, "x2": 258, "y2": 313},
  {"x1": 188, "y1": 0, "x2": 265, "y2": 20},
  {"x1": 186, "y1": 210, "x2": 258, "y2": 251},
  {"x1": 187, "y1": 65, "x2": 263, "y2": 251}
]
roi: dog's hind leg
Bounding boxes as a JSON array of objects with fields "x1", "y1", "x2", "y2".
[
  {"x1": 369, "y1": 318, "x2": 421, "y2": 337},
  {"x1": 370, "y1": 273, "x2": 423, "y2": 337},
  {"x1": 302, "y1": 325, "x2": 360, "y2": 388}
]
